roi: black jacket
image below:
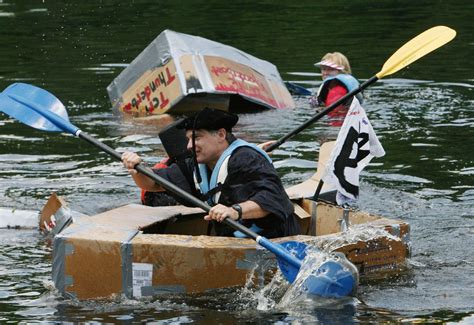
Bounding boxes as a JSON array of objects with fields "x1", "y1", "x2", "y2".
[{"x1": 153, "y1": 145, "x2": 300, "y2": 238}]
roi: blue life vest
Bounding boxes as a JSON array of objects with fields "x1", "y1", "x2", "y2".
[
  {"x1": 195, "y1": 139, "x2": 272, "y2": 205},
  {"x1": 317, "y1": 74, "x2": 364, "y2": 104},
  {"x1": 194, "y1": 139, "x2": 272, "y2": 238}
]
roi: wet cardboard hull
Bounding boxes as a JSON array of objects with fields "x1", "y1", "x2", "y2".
[{"x1": 50, "y1": 199, "x2": 410, "y2": 300}]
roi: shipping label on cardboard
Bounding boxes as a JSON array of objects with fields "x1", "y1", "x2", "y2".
[{"x1": 132, "y1": 262, "x2": 153, "y2": 297}]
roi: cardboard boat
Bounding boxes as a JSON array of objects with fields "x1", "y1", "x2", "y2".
[
  {"x1": 106, "y1": 30, "x2": 295, "y2": 117},
  {"x1": 43, "y1": 142, "x2": 411, "y2": 300},
  {"x1": 44, "y1": 194, "x2": 410, "y2": 300}
]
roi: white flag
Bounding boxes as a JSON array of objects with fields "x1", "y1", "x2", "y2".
[{"x1": 322, "y1": 98, "x2": 385, "y2": 205}]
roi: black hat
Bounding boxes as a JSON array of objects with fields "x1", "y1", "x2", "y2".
[{"x1": 178, "y1": 107, "x2": 238, "y2": 131}]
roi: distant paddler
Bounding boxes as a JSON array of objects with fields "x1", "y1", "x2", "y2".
[
  {"x1": 265, "y1": 26, "x2": 457, "y2": 153},
  {"x1": 309, "y1": 52, "x2": 363, "y2": 126}
]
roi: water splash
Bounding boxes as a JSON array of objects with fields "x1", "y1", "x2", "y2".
[
  {"x1": 237, "y1": 263, "x2": 288, "y2": 311},
  {"x1": 312, "y1": 223, "x2": 401, "y2": 253}
]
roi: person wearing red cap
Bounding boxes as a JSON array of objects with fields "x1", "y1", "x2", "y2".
[
  {"x1": 122, "y1": 107, "x2": 300, "y2": 238},
  {"x1": 309, "y1": 52, "x2": 363, "y2": 125}
]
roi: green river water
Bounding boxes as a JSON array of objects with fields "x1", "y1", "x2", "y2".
[{"x1": 0, "y1": 1, "x2": 473, "y2": 323}]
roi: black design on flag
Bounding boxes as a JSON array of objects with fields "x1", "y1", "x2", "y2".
[{"x1": 323, "y1": 98, "x2": 385, "y2": 205}]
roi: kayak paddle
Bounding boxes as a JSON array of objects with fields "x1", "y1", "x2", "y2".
[
  {"x1": 285, "y1": 81, "x2": 312, "y2": 96},
  {"x1": 0, "y1": 82, "x2": 358, "y2": 298},
  {"x1": 266, "y1": 25, "x2": 457, "y2": 152}
]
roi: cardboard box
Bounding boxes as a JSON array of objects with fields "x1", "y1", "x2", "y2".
[{"x1": 107, "y1": 30, "x2": 295, "y2": 117}]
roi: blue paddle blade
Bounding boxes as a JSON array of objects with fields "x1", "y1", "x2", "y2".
[
  {"x1": 284, "y1": 81, "x2": 312, "y2": 96},
  {"x1": 0, "y1": 83, "x2": 76, "y2": 133},
  {"x1": 277, "y1": 242, "x2": 358, "y2": 298},
  {"x1": 277, "y1": 241, "x2": 308, "y2": 283},
  {"x1": 301, "y1": 260, "x2": 357, "y2": 298}
]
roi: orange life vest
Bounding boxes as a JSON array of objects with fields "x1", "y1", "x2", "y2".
[{"x1": 140, "y1": 158, "x2": 170, "y2": 204}]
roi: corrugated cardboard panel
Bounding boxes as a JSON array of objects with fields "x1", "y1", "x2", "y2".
[
  {"x1": 299, "y1": 200, "x2": 387, "y2": 236},
  {"x1": 107, "y1": 30, "x2": 294, "y2": 117},
  {"x1": 82, "y1": 204, "x2": 203, "y2": 230},
  {"x1": 39, "y1": 192, "x2": 65, "y2": 231},
  {"x1": 115, "y1": 59, "x2": 183, "y2": 116},
  {"x1": 335, "y1": 237, "x2": 409, "y2": 278},
  {"x1": 286, "y1": 141, "x2": 336, "y2": 200},
  {"x1": 131, "y1": 234, "x2": 275, "y2": 295},
  {"x1": 280, "y1": 234, "x2": 409, "y2": 279},
  {"x1": 53, "y1": 204, "x2": 206, "y2": 299},
  {"x1": 204, "y1": 56, "x2": 277, "y2": 109},
  {"x1": 51, "y1": 200, "x2": 411, "y2": 299},
  {"x1": 55, "y1": 224, "x2": 137, "y2": 300}
]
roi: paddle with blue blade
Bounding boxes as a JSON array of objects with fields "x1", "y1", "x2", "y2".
[
  {"x1": 266, "y1": 25, "x2": 457, "y2": 152},
  {"x1": 0, "y1": 82, "x2": 358, "y2": 298},
  {"x1": 285, "y1": 81, "x2": 312, "y2": 96}
]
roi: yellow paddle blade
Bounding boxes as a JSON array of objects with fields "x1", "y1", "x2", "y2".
[{"x1": 376, "y1": 26, "x2": 456, "y2": 79}]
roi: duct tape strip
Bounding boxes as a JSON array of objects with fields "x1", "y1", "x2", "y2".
[
  {"x1": 60, "y1": 222, "x2": 94, "y2": 236},
  {"x1": 341, "y1": 209, "x2": 350, "y2": 232},
  {"x1": 121, "y1": 230, "x2": 140, "y2": 298},
  {"x1": 49, "y1": 206, "x2": 74, "y2": 236},
  {"x1": 141, "y1": 285, "x2": 186, "y2": 296},
  {"x1": 52, "y1": 235, "x2": 76, "y2": 299},
  {"x1": 389, "y1": 224, "x2": 400, "y2": 237},
  {"x1": 402, "y1": 224, "x2": 411, "y2": 244},
  {"x1": 399, "y1": 224, "x2": 412, "y2": 257},
  {"x1": 194, "y1": 55, "x2": 214, "y2": 93},
  {"x1": 310, "y1": 200, "x2": 318, "y2": 236}
]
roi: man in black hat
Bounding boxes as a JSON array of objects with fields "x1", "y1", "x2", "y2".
[{"x1": 122, "y1": 107, "x2": 300, "y2": 238}]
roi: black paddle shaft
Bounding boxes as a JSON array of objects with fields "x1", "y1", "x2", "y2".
[
  {"x1": 265, "y1": 76, "x2": 379, "y2": 152},
  {"x1": 78, "y1": 131, "x2": 260, "y2": 240}
]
